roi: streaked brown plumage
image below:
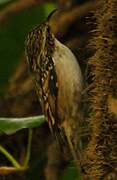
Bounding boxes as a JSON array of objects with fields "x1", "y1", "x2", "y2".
[{"x1": 25, "y1": 20, "x2": 83, "y2": 169}]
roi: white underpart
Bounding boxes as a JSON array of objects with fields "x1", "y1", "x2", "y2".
[
  {"x1": 53, "y1": 38, "x2": 83, "y2": 119},
  {"x1": 53, "y1": 38, "x2": 83, "y2": 167}
]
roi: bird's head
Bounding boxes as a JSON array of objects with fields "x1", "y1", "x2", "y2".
[{"x1": 25, "y1": 21, "x2": 55, "y2": 73}]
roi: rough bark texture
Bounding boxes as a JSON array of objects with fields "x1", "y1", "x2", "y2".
[{"x1": 84, "y1": 0, "x2": 117, "y2": 179}]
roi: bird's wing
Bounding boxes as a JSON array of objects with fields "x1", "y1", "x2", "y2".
[{"x1": 39, "y1": 58, "x2": 66, "y2": 145}]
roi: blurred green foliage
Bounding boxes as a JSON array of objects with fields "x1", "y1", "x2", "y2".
[
  {"x1": 0, "y1": 0, "x2": 13, "y2": 5},
  {"x1": 62, "y1": 163, "x2": 79, "y2": 180},
  {"x1": 0, "y1": 2, "x2": 56, "y2": 95}
]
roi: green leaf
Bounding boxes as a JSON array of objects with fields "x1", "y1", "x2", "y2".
[{"x1": 0, "y1": 115, "x2": 46, "y2": 134}]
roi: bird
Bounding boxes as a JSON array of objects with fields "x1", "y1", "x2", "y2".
[{"x1": 25, "y1": 11, "x2": 83, "y2": 170}]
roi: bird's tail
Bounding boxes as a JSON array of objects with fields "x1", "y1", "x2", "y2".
[{"x1": 61, "y1": 119, "x2": 83, "y2": 175}]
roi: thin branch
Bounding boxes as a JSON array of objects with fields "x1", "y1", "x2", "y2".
[
  {"x1": 57, "y1": 0, "x2": 73, "y2": 8},
  {"x1": 0, "y1": 166, "x2": 27, "y2": 175},
  {"x1": 51, "y1": 1, "x2": 100, "y2": 37},
  {"x1": 24, "y1": 129, "x2": 33, "y2": 167},
  {"x1": 0, "y1": 0, "x2": 45, "y2": 24},
  {"x1": 0, "y1": 145, "x2": 21, "y2": 168}
]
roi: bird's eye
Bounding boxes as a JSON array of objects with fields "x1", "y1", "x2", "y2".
[{"x1": 46, "y1": 26, "x2": 50, "y2": 33}]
